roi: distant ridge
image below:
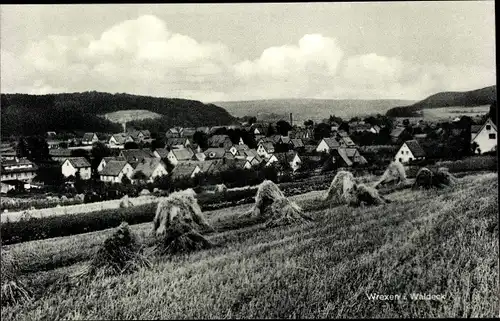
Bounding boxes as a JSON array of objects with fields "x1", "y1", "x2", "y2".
[
  {"x1": 1, "y1": 91, "x2": 237, "y2": 136},
  {"x1": 213, "y1": 98, "x2": 416, "y2": 123},
  {"x1": 386, "y1": 85, "x2": 496, "y2": 117}
]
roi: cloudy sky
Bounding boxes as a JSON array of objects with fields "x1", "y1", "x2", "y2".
[{"x1": 0, "y1": 2, "x2": 496, "y2": 102}]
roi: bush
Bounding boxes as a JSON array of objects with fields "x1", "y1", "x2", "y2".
[{"x1": 434, "y1": 156, "x2": 497, "y2": 173}]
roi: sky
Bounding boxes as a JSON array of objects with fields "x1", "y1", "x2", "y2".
[{"x1": 0, "y1": 2, "x2": 496, "y2": 102}]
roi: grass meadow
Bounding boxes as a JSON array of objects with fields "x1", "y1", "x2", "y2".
[{"x1": 1, "y1": 172, "x2": 498, "y2": 319}]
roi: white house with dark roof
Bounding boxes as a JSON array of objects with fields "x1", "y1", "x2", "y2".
[
  {"x1": 108, "y1": 133, "x2": 134, "y2": 148},
  {"x1": 471, "y1": 118, "x2": 497, "y2": 154},
  {"x1": 394, "y1": 140, "x2": 426, "y2": 163},
  {"x1": 97, "y1": 156, "x2": 126, "y2": 172},
  {"x1": 257, "y1": 142, "x2": 275, "y2": 158},
  {"x1": 167, "y1": 148, "x2": 194, "y2": 165},
  {"x1": 316, "y1": 137, "x2": 341, "y2": 153},
  {"x1": 153, "y1": 148, "x2": 169, "y2": 159},
  {"x1": 61, "y1": 157, "x2": 92, "y2": 179},
  {"x1": 132, "y1": 158, "x2": 168, "y2": 183},
  {"x1": 99, "y1": 160, "x2": 134, "y2": 183},
  {"x1": 1, "y1": 158, "x2": 37, "y2": 182}
]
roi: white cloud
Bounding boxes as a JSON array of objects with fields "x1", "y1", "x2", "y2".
[{"x1": 0, "y1": 15, "x2": 496, "y2": 102}]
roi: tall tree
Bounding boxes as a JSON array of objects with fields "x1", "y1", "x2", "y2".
[
  {"x1": 314, "y1": 123, "x2": 332, "y2": 141},
  {"x1": 276, "y1": 120, "x2": 292, "y2": 136}
]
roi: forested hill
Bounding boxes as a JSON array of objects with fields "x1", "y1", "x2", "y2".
[
  {"x1": 386, "y1": 85, "x2": 496, "y2": 117},
  {"x1": 0, "y1": 91, "x2": 237, "y2": 137}
]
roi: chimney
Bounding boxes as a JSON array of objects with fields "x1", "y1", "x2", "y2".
[
  {"x1": 122, "y1": 122, "x2": 126, "y2": 133},
  {"x1": 289, "y1": 113, "x2": 293, "y2": 127}
]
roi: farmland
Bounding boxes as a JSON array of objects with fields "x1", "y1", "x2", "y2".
[
  {"x1": 422, "y1": 105, "x2": 490, "y2": 121},
  {"x1": 1, "y1": 172, "x2": 498, "y2": 319}
]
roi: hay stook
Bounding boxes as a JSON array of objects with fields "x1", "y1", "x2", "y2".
[
  {"x1": 152, "y1": 189, "x2": 214, "y2": 255},
  {"x1": 324, "y1": 170, "x2": 390, "y2": 207},
  {"x1": 119, "y1": 195, "x2": 134, "y2": 208},
  {"x1": 78, "y1": 222, "x2": 150, "y2": 279},
  {"x1": 373, "y1": 161, "x2": 407, "y2": 189},
  {"x1": 243, "y1": 180, "x2": 313, "y2": 227},
  {"x1": 413, "y1": 167, "x2": 457, "y2": 189},
  {"x1": 1, "y1": 250, "x2": 32, "y2": 306}
]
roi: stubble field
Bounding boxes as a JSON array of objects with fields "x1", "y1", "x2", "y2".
[{"x1": 1, "y1": 172, "x2": 498, "y2": 319}]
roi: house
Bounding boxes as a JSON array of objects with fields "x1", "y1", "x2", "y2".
[
  {"x1": 132, "y1": 158, "x2": 168, "y2": 183},
  {"x1": 108, "y1": 133, "x2": 134, "y2": 148},
  {"x1": 190, "y1": 144, "x2": 203, "y2": 154},
  {"x1": 166, "y1": 137, "x2": 191, "y2": 149},
  {"x1": 119, "y1": 149, "x2": 156, "y2": 168},
  {"x1": 167, "y1": 148, "x2": 195, "y2": 166},
  {"x1": 99, "y1": 160, "x2": 134, "y2": 183},
  {"x1": 181, "y1": 127, "x2": 197, "y2": 138},
  {"x1": 127, "y1": 129, "x2": 151, "y2": 142},
  {"x1": 166, "y1": 127, "x2": 182, "y2": 138},
  {"x1": 170, "y1": 162, "x2": 202, "y2": 180},
  {"x1": 1, "y1": 158, "x2": 38, "y2": 183},
  {"x1": 229, "y1": 144, "x2": 249, "y2": 156},
  {"x1": 82, "y1": 132, "x2": 99, "y2": 145},
  {"x1": 46, "y1": 131, "x2": 57, "y2": 137},
  {"x1": 371, "y1": 125, "x2": 381, "y2": 134},
  {"x1": 153, "y1": 148, "x2": 169, "y2": 159},
  {"x1": 471, "y1": 118, "x2": 497, "y2": 154},
  {"x1": 209, "y1": 126, "x2": 226, "y2": 135},
  {"x1": 394, "y1": 140, "x2": 426, "y2": 163},
  {"x1": 1, "y1": 143, "x2": 17, "y2": 161},
  {"x1": 251, "y1": 125, "x2": 266, "y2": 136},
  {"x1": 291, "y1": 128, "x2": 313, "y2": 140},
  {"x1": 257, "y1": 142, "x2": 275, "y2": 158},
  {"x1": 208, "y1": 135, "x2": 232, "y2": 149},
  {"x1": 196, "y1": 126, "x2": 211, "y2": 134},
  {"x1": 316, "y1": 137, "x2": 341, "y2": 153},
  {"x1": 390, "y1": 127, "x2": 407, "y2": 143},
  {"x1": 289, "y1": 138, "x2": 305, "y2": 150},
  {"x1": 204, "y1": 148, "x2": 227, "y2": 160},
  {"x1": 194, "y1": 152, "x2": 206, "y2": 162},
  {"x1": 266, "y1": 151, "x2": 302, "y2": 172},
  {"x1": 277, "y1": 136, "x2": 291, "y2": 145},
  {"x1": 339, "y1": 135, "x2": 356, "y2": 147},
  {"x1": 350, "y1": 123, "x2": 373, "y2": 133},
  {"x1": 61, "y1": 157, "x2": 92, "y2": 179},
  {"x1": 46, "y1": 139, "x2": 65, "y2": 149},
  {"x1": 49, "y1": 148, "x2": 73, "y2": 162},
  {"x1": 97, "y1": 156, "x2": 126, "y2": 172}
]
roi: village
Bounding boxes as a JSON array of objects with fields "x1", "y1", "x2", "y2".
[{"x1": 0, "y1": 110, "x2": 497, "y2": 203}]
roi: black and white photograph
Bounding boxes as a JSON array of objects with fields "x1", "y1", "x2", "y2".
[{"x1": 0, "y1": 2, "x2": 498, "y2": 319}]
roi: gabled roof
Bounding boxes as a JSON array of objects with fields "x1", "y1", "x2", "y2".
[
  {"x1": 335, "y1": 149, "x2": 353, "y2": 167},
  {"x1": 120, "y1": 149, "x2": 155, "y2": 163},
  {"x1": 167, "y1": 137, "x2": 189, "y2": 146},
  {"x1": 194, "y1": 152, "x2": 206, "y2": 161},
  {"x1": 404, "y1": 140, "x2": 426, "y2": 158},
  {"x1": 170, "y1": 162, "x2": 200, "y2": 179},
  {"x1": 171, "y1": 148, "x2": 195, "y2": 161},
  {"x1": 340, "y1": 136, "x2": 356, "y2": 146},
  {"x1": 110, "y1": 133, "x2": 133, "y2": 144},
  {"x1": 471, "y1": 118, "x2": 497, "y2": 141},
  {"x1": 273, "y1": 151, "x2": 297, "y2": 164},
  {"x1": 204, "y1": 148, "x2": 227, "y2": 159},
  {"x1": 471, "y1": 125, "x2": 482, "y2": 133},
  {"x1": 181, "y1": 128, "x2": 197, "y2": 137},
  {"x1": 279, "y1": 136, "x2": 291, "y2": 144},
  {"x1": 102, "y1": 156, "x2": 126, "y2": 163},
  {"x1": 337, "y1": 130, "x2": 349, "y2": 137},
  {"x1": 100, "y1": 160, "x2": 129, "y2": 176},
  {"x1": 82, "y1": 132, "x2": 97, "y2": 141},
  {"x1": 238, "y1": 149, "x2": 258, "y2": 158},
  {"x1": 320, "y1": 137, "x2": 340, "y2": 149},
  {"x1": 390, "y1": 127, "x2": 406, "y2": 138},
  {"x1": 49, "y1": 148, "x2": 73, "y2": 157},
  {"x1": 66, "y1": 157, "x2": 91, "y2": 168},
  {"x1": 133, "y1": 158, "x2": 166, "y2": 178},
  {"x1": 208, "y1": 134, "x2": 231, "y2": 147},
  {"x1": 290, "y1": 138, "x2": 304, "y2": 148},
  {"x1": 259, "y1": 142, "x2": 275, "y2": 153},
  {"x1": 154, "y1": 148, "x2": 169, "y2": 158},
  {"x1": 232, "y1": 144, "x2": 249, "y2": 151}
]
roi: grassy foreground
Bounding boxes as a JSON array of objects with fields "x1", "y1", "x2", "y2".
[{"x1": 1, "y1": 173, "x2": 498, "y2": 319}]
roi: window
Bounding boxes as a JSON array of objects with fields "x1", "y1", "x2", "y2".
[
  {"x1": 486, "y1": 125, "x2": 491, "y2": 130},
  {"x1": 489, "y1": 133, "x2": 496, "y2": 139},
  {"x1": 399, "y1": 158, "x2": 402, "y2": 162}
]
